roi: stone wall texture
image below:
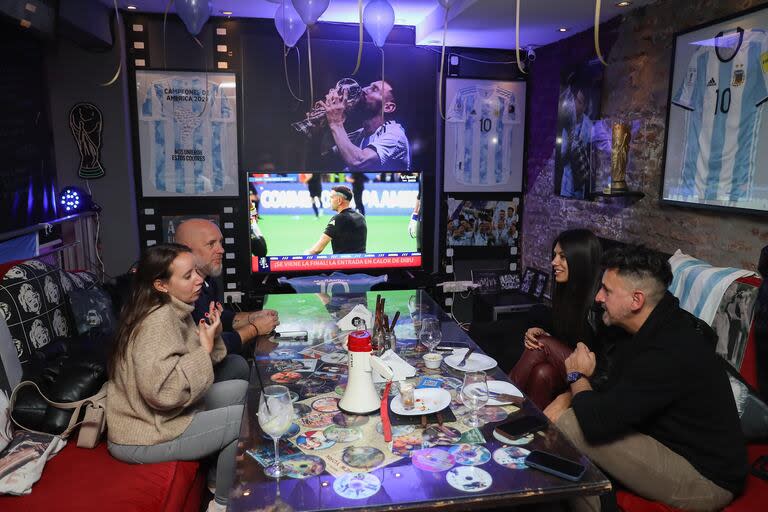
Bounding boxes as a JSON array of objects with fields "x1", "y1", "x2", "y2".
[{"x1": 522, "y1": 0, "x2": 768, "y2": 274}]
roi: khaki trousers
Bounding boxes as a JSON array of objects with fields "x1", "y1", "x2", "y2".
[{"x1": 556, "y1": 408, "x2": 733, "y2": 512}]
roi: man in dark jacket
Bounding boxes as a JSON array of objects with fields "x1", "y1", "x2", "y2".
[{"x1": 547, "y1": 245, "x2": 746, "y2": 511}]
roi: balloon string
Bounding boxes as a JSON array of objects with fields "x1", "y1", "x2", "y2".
[
  {"x1": 100, "y1": 0, "x2": 122, "y2": 86},
  {"x1": 438, "y1": 6, "x2": 449, "y2": 121},
  {"x1": 595, "y1": 0, "x2": 607, "y2": 65},
  {"x1": 352, "y1": 0, "x2": 363, "y2": 75},
  {"x1": 308, "y1": 29, "x2": 314, "y2": 104},
  {"x1": 163, "y1": 0, "x2": 173, "y2": 69},
  {"x1": 284, "y1": 45, "x2": 303, "y2": 102},
  {"x1": 515, "y1": 0, "x2": 526, "y2": 74},
  {"x1": 380, "y1": 46, "x2": 385, "y2": 121}
]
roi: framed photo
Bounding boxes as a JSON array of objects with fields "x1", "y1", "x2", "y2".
[
  {"x1": 134, "y1": 70, "x2": 239, "y2": 197},
  {"x1": 532, "y1": 271, "x2": 549, "y2": 300},
  {"x1": 554, "y1": 59, "x2": 605, "y2": 199},
  {"x1": 446, "y1": 197, "x2": 520, "y2": 247},
  {"x1": 499, "y1": 272, "x2": 520, "y2": 291},
  {"x1": 443, "y1": 78, "x2": 526, "y2": 193},
  {"x1": 661, "y1": 5, "x2": 768, "y2": 215},
  {"x1": 470, "y1": 269, "x2": 502, "y2": 295},
  {"x1": 161, "y1": 214, "x2": 220, "y2": 243},
  {"x1": 520, "y1": 267, "x2": 536, "y2": 295}
]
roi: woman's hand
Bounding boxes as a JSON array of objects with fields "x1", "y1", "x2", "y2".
[
  {"x1": 524, "y1": 327, "x2": 549, "y2": 350},
  {"x1": 198, "y1": 301, "x2": 222, "y2": 353}
]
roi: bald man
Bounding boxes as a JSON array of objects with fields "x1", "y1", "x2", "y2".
[{"x1": 176, "y1": 219, "x2": 279, "y2": 378}]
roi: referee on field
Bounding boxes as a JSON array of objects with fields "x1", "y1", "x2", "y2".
[{"x1": 305, "y1": 186, "x2": 367, "y2": 255}]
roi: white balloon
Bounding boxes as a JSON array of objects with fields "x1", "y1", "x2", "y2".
[
  {"x1": 291, "y1": 0, "x2": 330, "y2": 26},
  {"x1": 438, "y1": 0, "x2": 457, "y2": 9},
  {"x1": 275, "y1": 3, "x2": 307, "y2": 47}
]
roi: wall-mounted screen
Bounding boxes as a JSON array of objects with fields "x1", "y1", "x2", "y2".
[{"x1": 248, "y1": 171, "x2": 421, "y2": 273}]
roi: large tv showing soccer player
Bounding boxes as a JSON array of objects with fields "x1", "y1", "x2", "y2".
[
  {"x1": 240, "y1": 38, "x2": 436, "y2": 176},
  {"x1": 247, "y1": 172, "x2": 421, "y2": 272},
  {"x1": 443, "y1": 78, "x2": 526, "y2": 193},
  {"x1": 661, "y1": 5, "x2": 768, "y2": 214}
]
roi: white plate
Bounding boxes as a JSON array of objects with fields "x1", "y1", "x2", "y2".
[
  {"x1": 486, "y1": 380, "x2": 523, "y2": 406},
  {"x1": 390, "y1": 388, "x2": 451, "y2": 416},
  {"x1": 444, "y1": 352, "x2": 497, "y2": 372}
]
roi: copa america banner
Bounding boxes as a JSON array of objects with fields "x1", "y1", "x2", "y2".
[{"x1": 134, "y1": 70, "x2": 239, "y2": 197}]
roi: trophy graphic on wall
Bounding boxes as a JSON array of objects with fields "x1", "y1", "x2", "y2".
[
  {"x1": 69, "y1": 103, "x2": 105, "y2": 179},
  {"x1": 292, "y1": 78, "x2": 364, "y2": 137},
  {"x1": 609, "y1": 121, "x2": 631, "y2": 193}
]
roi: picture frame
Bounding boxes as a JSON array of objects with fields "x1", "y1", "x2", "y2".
[
  {"x1": 443, "y1": 78, "x2": 526, "y2": 193},
  {"x1": 660, "y1": 5, "x2": 768, "y2": 215},
  {"x1": 520, "y1": 267, "x2": 537, "y2": 295},
  {"x1": 445, "y1": 197, "x2": 521, "y2": 248},
  {"x1": 134, "y1": 70, "x2": 240, "y2": 198},
  {"x1": 498, "y1": 272, "x2": 520, "y2": 291},
  {"x1": 470, "y1": 269, "x2": 502, "y2": 295},
  {"x1": 532, "y1": 271, "x2": 549, "y2": 300}
]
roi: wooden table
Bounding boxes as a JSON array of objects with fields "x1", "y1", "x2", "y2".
[{"x1": 228, "y1": 290, "x2": 610, "y2": 511}]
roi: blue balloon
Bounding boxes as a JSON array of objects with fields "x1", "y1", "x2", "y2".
[
  {"x1": 290, "y1": 0, "x2": 330, "y2": 26},
  {"x1": 275, "y1": 3, "x2": 307, "y2": 48},
  {"x1": 363, "y1": 0, "x2": 395, "y2": 48},
  {"x1": 176, "y1": 0, "x2": 211, "y2": 36}
]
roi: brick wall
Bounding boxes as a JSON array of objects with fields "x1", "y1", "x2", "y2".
[{"x1": 522, "y1": 0, "x2": 768, "y2": 274}]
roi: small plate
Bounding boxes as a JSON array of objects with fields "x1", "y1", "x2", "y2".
[
  {"x1": 391, "y1": 388, "x2": 451, "y2": 416},
  {"x1": 444, "y1": 352, "x2": 497, "y2": 372},
  {"x1": 486, "y1": 380, "x2": 523, "y2": 406}
]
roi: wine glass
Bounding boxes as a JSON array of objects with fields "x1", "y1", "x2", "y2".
[
  {"x1": 419, "y1": 317, "x2": 442, "y2": 353},
  {"x1": 460, "y1": 371, "x2": 489, "y2": 427},
  {"x1": 258, "y1": 385, "x2": 294, "y2": 478}
]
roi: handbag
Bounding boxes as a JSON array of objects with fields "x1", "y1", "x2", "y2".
[{"x1": 9, "y1": 381, "x2": 108, "y2": 448}]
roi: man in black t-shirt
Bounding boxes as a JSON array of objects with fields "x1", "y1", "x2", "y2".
[{"x1": 305, "y1": 186, "x2": 367, "y2": 255}]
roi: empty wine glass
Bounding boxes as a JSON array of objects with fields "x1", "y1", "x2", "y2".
[
  {"x1": 258, "y1": 385, "x2": 293, "y2": 478},
  {"x1": 460, "y1": 371, "x2": 489, "y2": 427},
  {"x1": 419, "y1": 317, "x2": 442, "y2": 353}
]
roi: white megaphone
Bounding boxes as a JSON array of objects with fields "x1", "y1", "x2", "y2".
[{"x1": 338, "y1": 330, "x2": 394, "y2": 415}]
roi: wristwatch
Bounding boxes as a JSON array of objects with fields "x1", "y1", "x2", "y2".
[{"x1": 566, "y1": 371, "x2": 584, "y2": 384}]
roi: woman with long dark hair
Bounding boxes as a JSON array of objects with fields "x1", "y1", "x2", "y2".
[
  {"x1": 106, "y1": 244, "x2": 245, "y2": 512},
  {"x1": 508, "y1": 229, "x2": 603, "y2": 409}
]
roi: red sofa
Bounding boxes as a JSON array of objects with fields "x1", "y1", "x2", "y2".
[
  {"x1": 617, "y1": 275, "x2": 767, "y2": 512},
  {"x1": 0, "y1": 258, "x2": 204, "y2": 512}
]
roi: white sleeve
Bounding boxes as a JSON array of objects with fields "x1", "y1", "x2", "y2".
[
  {"x1": 672, "y1": 52, "x2": 699, "y2": 110},
  {"x1": 367, "y1": 125, "x2": 408, "y2": 170}
]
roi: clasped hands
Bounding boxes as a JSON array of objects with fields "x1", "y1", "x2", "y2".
[{"x1": 565, "y1": 342, "x2": 596, "y2": 378}]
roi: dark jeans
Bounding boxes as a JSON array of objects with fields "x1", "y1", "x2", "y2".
[{"x1": 508, "y1": 337, "x2": 573, "y2": 409}]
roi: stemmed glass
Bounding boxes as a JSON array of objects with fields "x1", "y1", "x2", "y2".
[
  {"x1": 460, "y1": 371, "x2": 489, "y2": 427},
  {"x1": 418, "y1": 317, "x2": 442, "y2": 353},
  {"x1": 258, "y1": 385, "x2": 294, "y2": 478}
]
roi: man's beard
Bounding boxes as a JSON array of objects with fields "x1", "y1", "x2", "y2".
[{"x1": 205, "y1": 263, "x2": 223, "y2": 278}]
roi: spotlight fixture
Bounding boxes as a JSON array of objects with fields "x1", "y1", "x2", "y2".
[
  {"x1": 616, "y1": 1, "x2": 632, "y2": 6},
  {"x1": 127, "y1": 5, "x2": 137, "y2": 10},
  {"x1": 525, "y1": 45, "x2": 536, "y2": 62},
  {"x1": 558, "y1": 27, "x2": 568, "y2": 32},
  {"x1": 220, "y1": 10, "x2": 233, "y2": 16},
  {"x1": 58, "y1": 186, "x2": 100, "y2": 215}
]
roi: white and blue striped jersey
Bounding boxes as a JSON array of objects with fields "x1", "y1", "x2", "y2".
[
  {"x1": 140, "y1": 77, "x2": 235, "y2": 194},
  {"x1": 446, "y1": 85, "x2": 519, "y2": 186},
  {"x1": 672, "y1": 28, "x2": 768, "y2": 201}
]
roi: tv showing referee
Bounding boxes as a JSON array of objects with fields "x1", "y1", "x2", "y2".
[{"x1": 305, "y1": 186, "x2": 367, "y2": 255}]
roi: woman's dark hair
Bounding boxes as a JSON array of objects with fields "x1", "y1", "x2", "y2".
[
  {"x1": 108, "y1": 243, "x2": 192, "y2": 376},
  {"x1": 551, "y1": 229, "x2": 603, "y2": 343}
]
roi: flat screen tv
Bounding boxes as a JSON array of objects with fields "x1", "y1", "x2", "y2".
[{"x1": 247, "y1": 171, "x2": 421, "y2": 273}]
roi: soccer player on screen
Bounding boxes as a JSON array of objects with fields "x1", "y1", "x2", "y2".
[{"x1": 305, "y1": 186, "x2": 367, "y2": 255}]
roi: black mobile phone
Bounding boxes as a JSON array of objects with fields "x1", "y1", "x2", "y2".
[
  {"x1": 524, "y1": 450, "x2": 586, "y2": 481},
  {"x1": 273, "y1": 330, "x2": 309, "y2": 342},
  {"x1": 494, "y1": 415, "x2": 547, "y2": 440}
]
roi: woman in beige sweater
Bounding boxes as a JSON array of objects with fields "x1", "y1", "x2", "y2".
[{"x1": 106, "y1": 243, "x2": 247, "y2": 512}]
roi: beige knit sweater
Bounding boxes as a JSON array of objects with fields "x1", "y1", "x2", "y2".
[{"x1": 106, "y1": 296, "x2": 226, "y2": 445}]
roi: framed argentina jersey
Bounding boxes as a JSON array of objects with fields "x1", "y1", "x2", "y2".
[
  {"x1": 135, "y1": 70, "x2": 239, "y2": 197},
  {"x1": 661, "y1": 5, "x2": 768, "y2": 215},
  {"x1": 443, "y1": 78, "x2": 526, "y2": 193}
]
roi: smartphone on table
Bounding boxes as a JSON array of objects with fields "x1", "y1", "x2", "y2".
[
  {"x1": 493, "y1": 415, "x2": 548, "y2": 442},
  {"x1": 524, "y1": 450, "x2": 586, "y2": 481},
  {"x1": 273, "y1": 330, "x2": 309, "y2": 343}
]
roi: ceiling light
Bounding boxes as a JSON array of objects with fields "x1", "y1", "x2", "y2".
[
  {"x1": 221, "y1": 10, "x2": 233, "y2": 16},
  {"x1": 127, "y1": 5, "x2": 137, "y2": 10},
  {"x1": 558, "y1": 27, "x2": 568, "y2": 32},
  {"x1": 616, "y1": 1, "x2": 632, "y2": 6}
]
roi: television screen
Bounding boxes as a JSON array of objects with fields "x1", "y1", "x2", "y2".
[
  {"x1": 446, "y1": 198, "x2": 520, "y2": 247},
  {"x1": 248, "y1": 172, "x2": 421, "y2": 273}
]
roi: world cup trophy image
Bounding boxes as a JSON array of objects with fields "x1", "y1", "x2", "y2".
[
  {"x1": 69, "y1": 103, "x2": 105, "y2": 179},
  {"x1": 610, "y1": 122, "x2": 631, "y2": 192},
  {"x1": 292, "y1": 78, "x2": 364, "y2": 137}
]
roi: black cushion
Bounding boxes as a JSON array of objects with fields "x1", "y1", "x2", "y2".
[
  {"x1": 723, "y1": 359, "x2": 768, "y2": 442},
  {"x1": 68, "y1": 287, "x2": 115, "y2": 336}
]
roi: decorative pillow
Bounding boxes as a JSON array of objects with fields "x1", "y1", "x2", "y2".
[
  {"x1": 723, "y1": 360, "x2": 768, "y2": 441},
  {"x1": 67, "y1": 287, "x2": 116, "y2": 336},
  {"x1": 0, "y1": 260, "x2": 73, "y2": 365}
]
